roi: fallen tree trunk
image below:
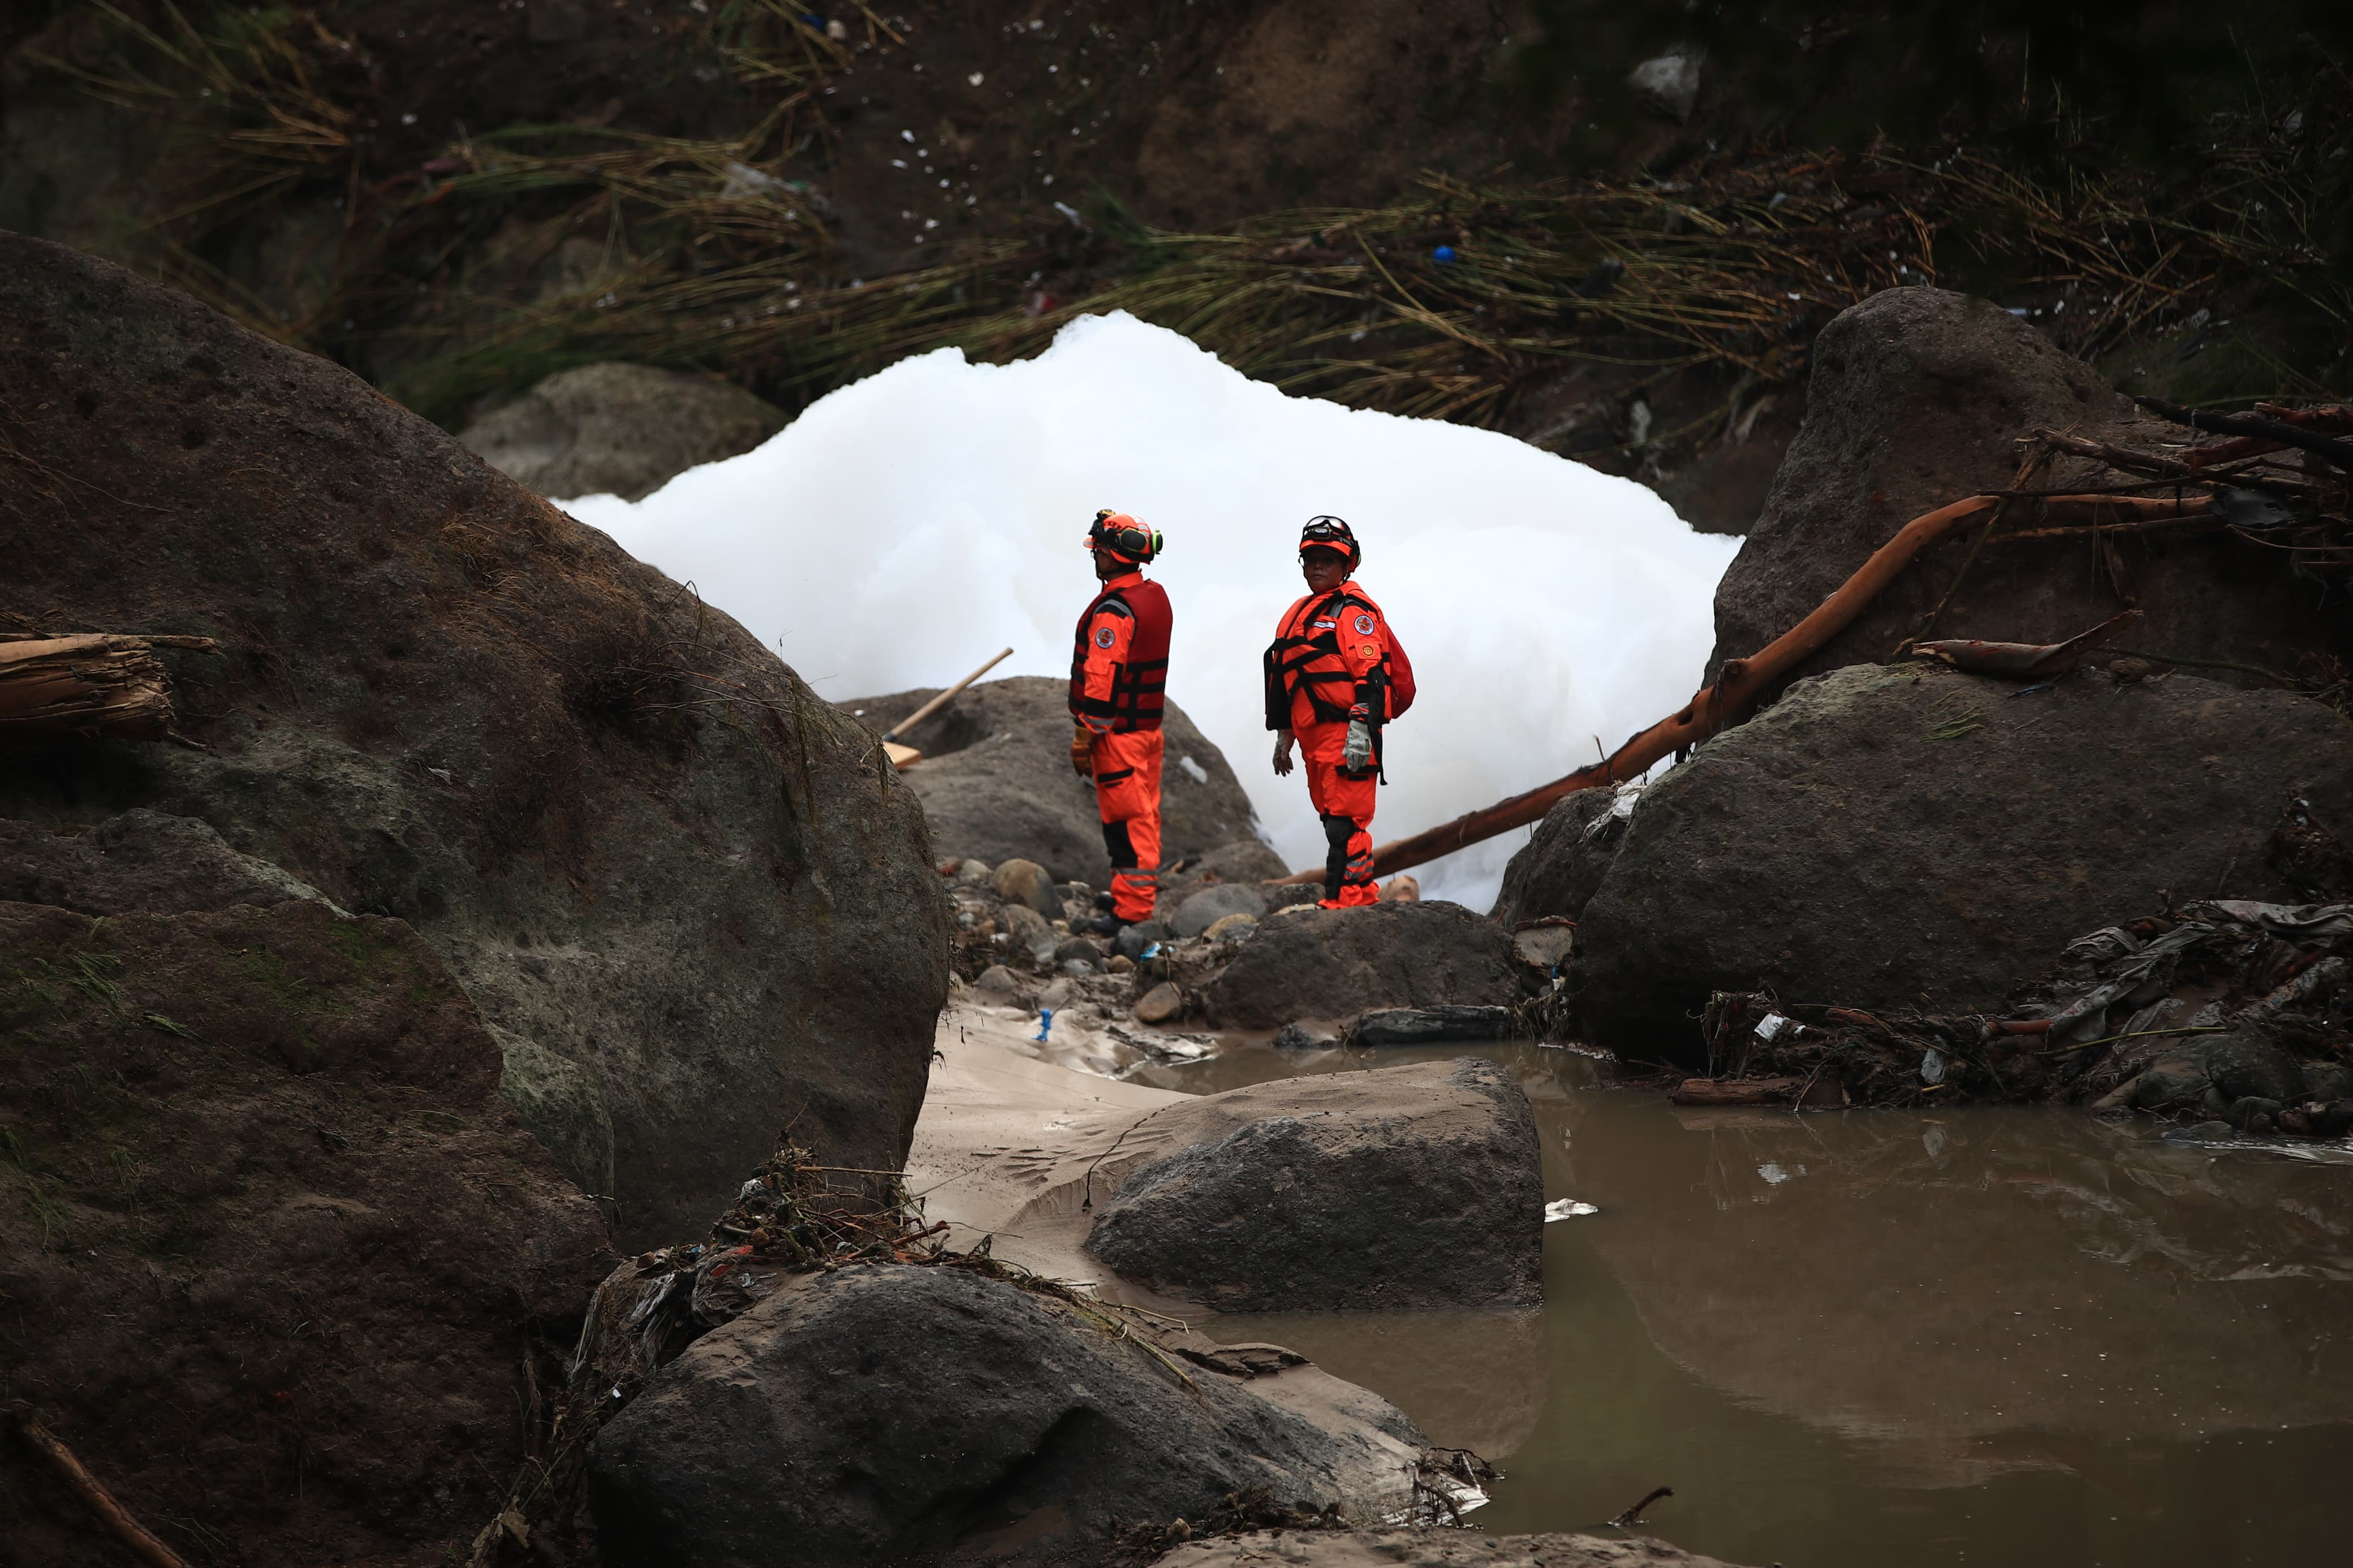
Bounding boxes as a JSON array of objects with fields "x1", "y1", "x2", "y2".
[
  {"x1": 0, "y1": 633, "x2": 219, "y2": 745},
  {"x1": 1277, "y1": 490, "x2": 2213, "y2": 883}
]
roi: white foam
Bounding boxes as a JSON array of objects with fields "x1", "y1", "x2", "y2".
[{"x1": 566, "y1": 313, "x2": 1739, "y2": 909}]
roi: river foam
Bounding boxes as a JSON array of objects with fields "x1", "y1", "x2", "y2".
[{"x1": 564, "y1": 312, "x2": 1739, "y2": 907}]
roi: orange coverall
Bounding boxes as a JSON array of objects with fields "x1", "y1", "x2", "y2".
[
  {"x1": 1268, "y1": 583, "x2": 1394, "y2": 907},
  {"x1": 1074, "y1": 572, "x2": 1166, "y2": 922}
]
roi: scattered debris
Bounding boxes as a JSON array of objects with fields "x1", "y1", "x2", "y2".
[
  {"x1": 1692, "y1": 838, "x2": 2353, "y2": 1137},
  {"x1": 1543, "y1": 1199, "x2": 1599, "y2": 1221},
  {"x1": 1608, "y1": 1484, "x2": 1675, "y2": 1529}
]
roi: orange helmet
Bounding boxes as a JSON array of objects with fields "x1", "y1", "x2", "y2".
[
  {"x1": 1298, "y1": 514, "x2": 1360, "y2": 569},
  {"x1": 1086, "y1": 508, "x2": 1162, "y2": 564}
]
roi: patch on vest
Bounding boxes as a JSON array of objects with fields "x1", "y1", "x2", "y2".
[
  {"x1": 1352, "y1": 612, "x2": 1376, "y2": 636},
  {"x1": 1094, "y1": 624, "x2": 1117, "y2": 649}
]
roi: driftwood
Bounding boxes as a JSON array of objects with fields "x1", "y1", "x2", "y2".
[
  {"x1": 1907, "y1": 607, "x2": 2143, "y2": 679},
  {"x1": 11, "y1": 1417, "x2": 192, "y2": 1568},
  {"x1": 0, "y1": 633, "x2": 218, "y2": 746},
  {"x1": 1670, "y1": 1076, "x2": 1843, "y2": 1107},
  {"x1": 1277, "y1": 490, "x2": 2214, "y2": 884}
]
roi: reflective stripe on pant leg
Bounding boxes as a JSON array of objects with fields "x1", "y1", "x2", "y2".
[
  {"x1": 1111, "y1": 803, "x2": 1160, "y2": 923},
  {"x1": 1337, "y1": 820, "x2": 1379, "y2": 905}
]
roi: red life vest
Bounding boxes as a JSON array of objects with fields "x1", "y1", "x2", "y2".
[
  {"x1": 1263, "y1": 585, "x2": 1411, "y2": 728},
  {"x1": 1069, "y1": 577, "x2": 1172, "y2": 731}
]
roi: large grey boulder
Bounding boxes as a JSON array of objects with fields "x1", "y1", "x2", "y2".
[
  {"x1": 1208, "y1": 902, "x2": 1524, "y2": 1029},
  {"x1": 1086, "y1": 1059, "x2": 1542, "y2": 1312},
  {"x1": 1710, "y1": 286, "x2": 2347, "y2": 700},
  {"x1": 1576, "y1": 663, "x2": 2353, "y2": 1057},
  {"x1": 588, "y1": 1264, "x2": 1428, "y2": 1568},
  {"x1": 0, "y1": 234, "x2": 949, "y2": 1249},
  {"x1": 0, "y1": 809, "x2": 337, "y2": 915},
  {"x1": 456, "y1": 362, "x2": 787, "y2": 502},
  {"x1": 1492, "y1": 788, "x2": 1621, "y2": 926},
  {"x1": 1155, "y1": 1530, "x2": 1756, "y2": 1568},
  {"x1": 840, "y1": 675, "x2": 1265, "y2": 887}
]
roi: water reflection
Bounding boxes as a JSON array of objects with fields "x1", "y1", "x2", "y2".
[{"x1": 1169, "y1": 1041, "x2": 2353, "y2": 1568}]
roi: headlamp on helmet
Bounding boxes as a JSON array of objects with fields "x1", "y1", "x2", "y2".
[
  {"x1": 1298, "y1": 514, "x2": 1360, "y2": 569},
  {"x1": 1086, "y1": 508, "x2": 1162, "y2": 565}
]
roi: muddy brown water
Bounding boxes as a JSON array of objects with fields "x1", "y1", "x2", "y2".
[{"x1": 1125, "y1": 1040, "x2": 2353, "y2": 1568}]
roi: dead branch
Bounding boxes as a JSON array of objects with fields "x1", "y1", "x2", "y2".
[
  {"x1": 2135, "y1": 396, "x2": 2353, "y2": 471},
  {"x1": 11, "y1": 1417, "x2": 192, "y2": 1568}
]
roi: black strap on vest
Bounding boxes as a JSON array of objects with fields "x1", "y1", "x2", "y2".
[{"x1": 1264, "y1": 589, "x2": 1385, "y2": 729}]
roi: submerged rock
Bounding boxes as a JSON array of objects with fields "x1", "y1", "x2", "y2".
[
  {"x1": 0, "y1": 234, "x2": 947, "y2": 1249},
  {"x1": 1154, "y1": 1529, "x2": 1756, "y2": 1568},
  {"x1": 1085, "y1": 1059, "x2": 1542, "y2": 1312},
  {"x1": 1208, "y1": 901, "x2": 1523, "y2": 1030},
  {"x1": 588, "y1": 1264, "x2": 1426, "y2": 1568},
  {"x1": 1575, "y1": 664, "x2": 2353, "y2": 1059},
  {"x1": 1353, "y1": 1005, "x2": 1515, "y2": 1046},
  {"x1": 839, "y1": 676, "x2": 1264, "y2": 886}
]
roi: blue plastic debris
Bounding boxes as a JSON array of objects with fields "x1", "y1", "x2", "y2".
[
  {"x1": 1034, "y1": 1008, "x2": 1054, "y2": 1041},
  {"x1": 1432, "y1": 245, "x2": 1458, "y2": 264}
]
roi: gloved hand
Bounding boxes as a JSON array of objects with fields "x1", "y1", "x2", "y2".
[
  {"x1": 1343, "y1": 718, "x2": 1373, "y2": 771},
  {"x1": 1071, "y1": 725, "x2": 1097, "y2": 779}
]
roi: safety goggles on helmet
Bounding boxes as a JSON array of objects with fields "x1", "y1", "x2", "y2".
[
  {"x1": 1298, "y1": 514, "x2": 1359, "y2": 567},
  {"x1": 1086, "y1": 508, "x2": 1162, "y2": 564}
]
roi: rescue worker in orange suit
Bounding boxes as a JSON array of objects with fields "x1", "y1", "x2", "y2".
[
  {"x1": 1070, "y1": 509, "x2": 1171, "y2": 935},
  {"x1": 1266, "y1": 516, "x2": 1394, "y2": 908}
]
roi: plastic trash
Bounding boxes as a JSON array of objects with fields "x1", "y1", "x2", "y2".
[
  {"x1": 1034, "y1": 1008, "x2": 1053, "y2": 1041},
  {"x1": 1921, "y1": 1047, "x2": 1948, "y2": 1085},
  {"x1": 1432, "y1": 245, "x2": 1457, "y2": 264},
  {"x1": 1543, "y1": 1198, "x2": 1599, "y2": 1221},
  {"x1": 1755, "y1": 1012, "x2": 1799, "y2": 1042}
]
